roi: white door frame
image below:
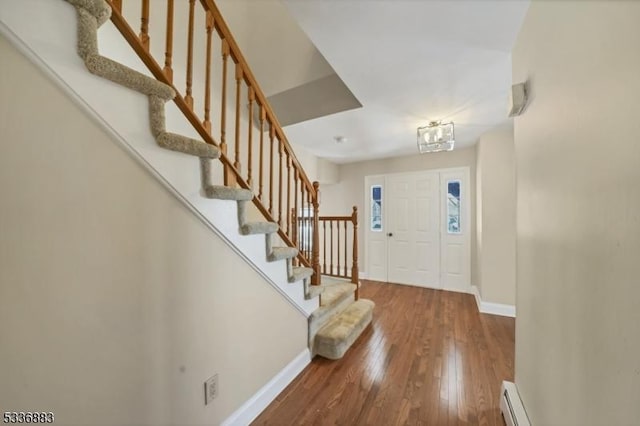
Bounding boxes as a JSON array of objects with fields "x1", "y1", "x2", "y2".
[{"x1": 364, "y1": 167, "x2": 471, "y2": 293}]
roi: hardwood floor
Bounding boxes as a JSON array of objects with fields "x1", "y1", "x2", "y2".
[{"x1": 252, "y1": 280, "x2": 515, "y2": 426}]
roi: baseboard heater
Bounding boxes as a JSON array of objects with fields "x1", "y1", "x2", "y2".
[{"x1": 500, "y1": 381, "x2": 531, "y2": 426}]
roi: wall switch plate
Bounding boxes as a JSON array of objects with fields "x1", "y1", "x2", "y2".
[{"x1": 204, "y1": 374, "x2": 218, "y2": 405}]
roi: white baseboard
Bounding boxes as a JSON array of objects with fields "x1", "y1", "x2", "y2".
[
  {"x1": 471, "y1": 285, "x2": 516, "y2": 318},
  {"x1": 500, "y1": 381, "x2": 531, "y2": 426},
  {"x1": 221, "y1": 349, "x2": 311, "y2": 426},
  {"x1": 470, "y1": 284, "x2": 482, "y2": 310}
]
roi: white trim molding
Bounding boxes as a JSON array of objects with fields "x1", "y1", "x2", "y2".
[
  {"x1": 471, "y1": 285, "x2": 516, "y2": 317},
  {"x1": 221, "y1": 349, "x2": 311, "y2": 426}
]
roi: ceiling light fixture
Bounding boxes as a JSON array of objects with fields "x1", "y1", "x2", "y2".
[
  {"x1": 334, "y1": 136, "x2": 347, "y2": 144},
  {"x1": 417, "y1": 121, "x2": 455, "y2": 153}
]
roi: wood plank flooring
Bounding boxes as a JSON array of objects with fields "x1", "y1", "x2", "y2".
[{"x1": 252, "y1": 280, "x2": 515, "y2": 426}]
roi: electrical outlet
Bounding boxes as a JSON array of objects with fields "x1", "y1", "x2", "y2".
[{"x1": 204, "y1": 374, "x2": 218, "y2": 405}]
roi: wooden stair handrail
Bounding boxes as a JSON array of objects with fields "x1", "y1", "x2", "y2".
[
  {"x1": 319, "y1": 215, "x2": 353, "y2": 221},
  {"x1": 199, "y1": 0, "x2": 316, "y2": 196},
  {"x1": 105, "y1": 2, "x2": 312, "y2": 268}
]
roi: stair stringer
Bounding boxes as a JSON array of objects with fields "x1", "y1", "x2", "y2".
[{"x1": 0, "y1": 0, "x2": 319, "y2": 316}]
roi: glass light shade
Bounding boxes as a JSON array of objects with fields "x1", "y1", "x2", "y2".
[{"x1": 417, "y1": 122, "x2": 455, "y2": 153}]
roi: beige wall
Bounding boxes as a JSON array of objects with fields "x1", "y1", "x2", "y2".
[
  {"x1": 321, "y1": 147, "x2": 476, "y2": 280},
  {"x1": 217, "y1": 0, "x2": 334, "y2": 97},
  {"x1": 475, "y1": 122, "x2": 516, "y2": 305},
  {"x1": 0, "y1": 36, "x2": 307, "y2": 425},
  {"x1": 513, "y1": 1, "x2": 640, "y2": 424},
  {"x1": 290, "y1": 143, "x2": 339, "y2": 185}
]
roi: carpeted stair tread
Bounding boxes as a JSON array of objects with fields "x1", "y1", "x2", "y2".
[
  {"x1": 71, "y1": 0, "x2": 175, "y2": 101},
  {"x1": 68, "y1": 0, "x2": 111, "y2": 25},
  {"x1": 289, "y1": 266, "x2": 313, "y2": 283},
  {"x1": 268, "y1": 247, "x2": 298, "y2": 262},
  {"x1": 157, "y1": 132, "x2": 220, "y2": 159},
  {"x1": 319, "y1": 283, "x2": 357, "y2": 308},
  {"x1": 306, "y1": 284, "x2": 323, "y2": 299},
  {"x1": 204, "y1": 185, "x2": 253, "y2": 201},
  {"x1": 240, "y1": 222, "x2": 279, "y2": 235},
  {"x1": 308, "y1": 283, "x2": 357, "y2": 339},
  {"x1": 68, "y1": 0, "x2": 218, "y2": 161},
  {"x1": 315, "y1": 299, "x2": 375, "y2": 360},
  {"x1": 148, "y1": 97, "x2": 217, "y2": 158},
  {"x1": 84, "y1": 55, "x2": 175, "y2": 100}
]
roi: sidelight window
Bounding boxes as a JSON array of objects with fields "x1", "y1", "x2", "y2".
[
  {"x1": 371, "y1": 185, "x2": 382, "y2": 231},
  {"x1": 447, "y1": 181, "x2": 461, "y2": 234}
]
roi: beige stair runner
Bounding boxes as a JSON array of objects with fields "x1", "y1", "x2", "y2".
[{"x1": 64, "y1": 0, "x2": 373, "y2": 359}]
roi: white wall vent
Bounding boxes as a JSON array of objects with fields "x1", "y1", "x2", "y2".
[{"x1": 500, "y1": 381, "x2": 531, "y2": 426}]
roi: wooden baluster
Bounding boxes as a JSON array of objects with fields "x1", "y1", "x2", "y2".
[
  {"x1": 185, "y1": 0, "x2": 195, "y2": 108},
  {"x1": 330, "y1": 220, "x2": 334, "y2": 275},
  {"x1": 344, "y1": 220, "x2": 348, "y2": 277},
  {"x1": 203, "y1": 11, "x2": 213, "y2": 133},
  {"x1": 163, "y1": 0, "x2": 174, "y2": 82},
  {"x1": 258, "y1": 106, "x2": 265, "y2": 200},
  {"x1": 299, "y1": 186, "x2": 305, "y2": 257},
  {"x1": 112, "y1": 0, "x2": 122, "y2": 13},
  {"x1": 312, "y1": 182, "x2": 320, "y2": 285},
  {"x1": 301, "y1": 179, "x2": 306, "y2": 259},
  {"x1": 307, "y1": 188, "x2": 312, "y2": 261},
  {"x1": 291, "y1": 208, "x2": 296, "y2": 247},
  {"x1": 337, "y1": 217, "x2": 341, "y2": 277},
  {"x1": 286, "y1": 154, "x2": 291, "y2": 236},
  {"x1": 294, "y1": 171, "x2": 299, "y2": 265},
  {"x1": 234, "y1": 63, "x2": 243, "y2": 182},
  {"x1": 351, "y1": 206, "x2": 359, "y2": 298},
  {"x1": 278, "y1": 140, "x2": 284, "y2": 227},
  {"x1": 323, "y1": 220, "x2": 327, "y2": 274},
  {"x1": 140, "y1": 0, "x2": 150, "y2": 50},
  {"x1": 294, "y1": 170, "x2": 298, "y2": 239},
  {"x1": 291, "y1": 208, "x2": 298, "y2": 267},
  {"x1": 247, "y1": 87, "x2": 255, "y2": 188},
  {"x1": 220, "y1": 39, "x2": 230, "y2": 185},
  {"x1": 305, "y1": 188, "x2": 309, "y2": 260},
  {"x1": 269, "y1": 124, "x2": 275, "y2": 214}
]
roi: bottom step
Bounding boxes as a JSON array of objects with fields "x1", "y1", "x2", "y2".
[{"x1": 314, "y1": 299, "x2": 375, "y2": 360}]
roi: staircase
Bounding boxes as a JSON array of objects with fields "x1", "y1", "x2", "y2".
[{"x1": 12, "y1": 0, "x2": 374, "y2": 361}]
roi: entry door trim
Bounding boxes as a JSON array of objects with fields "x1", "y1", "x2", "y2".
[{"x1": 364, "y1": 167, "x2": 471, "y2": 293}]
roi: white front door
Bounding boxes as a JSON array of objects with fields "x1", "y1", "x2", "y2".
[
  {"x1": 364, "y1": 168, "x2": 470, "y2": 293},
  {"x1": 387, "y1": 171, "x2": 441, "y2": 288}
]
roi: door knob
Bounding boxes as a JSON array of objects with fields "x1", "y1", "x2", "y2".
[{"x1": 387, "y1": 232, "x2": 393, "y2": 237}]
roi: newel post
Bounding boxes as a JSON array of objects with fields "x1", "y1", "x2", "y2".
[
  {"x1": 351, "y1": 206, "x2": 359, "y2": 299},
  {"x1": 311, "y1": 181, "x2": 321, "y2": 285}
]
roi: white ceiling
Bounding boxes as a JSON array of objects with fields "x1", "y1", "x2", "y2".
[{"x1": 279, "y1": 0, "x2": 530, "y2": 163}]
